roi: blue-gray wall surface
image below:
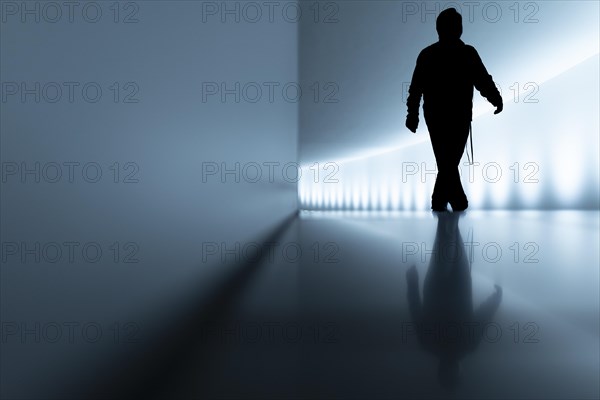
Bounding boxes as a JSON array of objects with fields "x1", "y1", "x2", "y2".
[{"x1": 1, "y1": 2, "x2": 298, "y2": 398}]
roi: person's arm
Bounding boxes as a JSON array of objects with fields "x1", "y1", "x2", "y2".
[
  {"x1": 463, "y1": 285, "x2": 502, "y2": 351},
  {"x1": 406, "y1": 52, "x2": 425, "y2": 132},
  {"x1": 473, "y1": 285, "x2": 503, "y2": 329},
  {"x1": 471, "y1": 48, "x2": 503, "y2": 114}
]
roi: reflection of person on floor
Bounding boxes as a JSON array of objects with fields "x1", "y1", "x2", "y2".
[
  {"x1": 405, "y1": 8, "x2": 503, "y2": 212},
  {"x1": 406, "y1": 213, "x2": 502, "y2": 389}
]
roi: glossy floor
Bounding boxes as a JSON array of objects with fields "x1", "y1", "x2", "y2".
[{"x1": 2, "y1": 211, "x2": 599, "y2": 399}]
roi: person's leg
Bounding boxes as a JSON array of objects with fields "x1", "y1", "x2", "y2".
[
  {"x1": 427, "y1": 123, "x2": 451, "y2": 211},
  {"x1": 448, "y1": 120, "x2": 471, "y2": 211}
]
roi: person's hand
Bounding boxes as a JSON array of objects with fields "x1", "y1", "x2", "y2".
[
  {"x1": 406, "y1": 265, "x2": 419, "y2": 284},
  {"x1": 406, "y1": 115, "x2": 419, "y2": 133},
  {"x1": 494, "y1": 284, "x2": 503, "y2": 296},
  {"x1": 494, "y1": 102, "x2": 503, "y2": 114}
]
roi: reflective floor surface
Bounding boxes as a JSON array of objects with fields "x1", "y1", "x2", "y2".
[{"x1": 2, "y1": 210, "x2": 599, "y2": 399}]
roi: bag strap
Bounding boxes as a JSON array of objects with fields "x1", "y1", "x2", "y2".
[{"x1": 465, "y1": 122, "x2": 474, "y2": 165}]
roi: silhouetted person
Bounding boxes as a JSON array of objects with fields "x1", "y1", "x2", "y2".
[
  {"x1": 406, "y1": 8, "x2": 503, "y2": 211},
  {"x1": 405, "y1": 212, "x2": 502, "y2": 390}
]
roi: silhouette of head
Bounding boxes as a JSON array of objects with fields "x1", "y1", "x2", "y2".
[{"x1": 436, "y1": 8, "x2": 462, "y2": 41}]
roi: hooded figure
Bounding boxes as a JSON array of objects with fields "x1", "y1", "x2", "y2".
[{"x1": 406, "y1": 8, "x2": 503, "y2": 212}]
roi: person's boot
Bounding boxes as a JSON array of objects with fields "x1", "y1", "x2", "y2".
[
  {"x1": 432, "y1": 202, "x2": 449, "y2": 212},
  {"x1": 450, "y1": 199, "x2": 468, "y2": 212}
]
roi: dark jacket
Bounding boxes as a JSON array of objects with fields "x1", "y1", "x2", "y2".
[{"x1": 406, "y1": 39, "x2": 502, "y2": 123}]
